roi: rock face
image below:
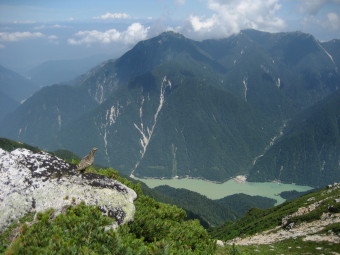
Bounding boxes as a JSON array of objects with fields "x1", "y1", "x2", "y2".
[{"x1": 0, "y1": 148, "x2": 137, "y2": 231}]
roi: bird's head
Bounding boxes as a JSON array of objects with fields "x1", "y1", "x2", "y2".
[{"x1": 92, "y1": 147, "x2": 98, "y2": 152}]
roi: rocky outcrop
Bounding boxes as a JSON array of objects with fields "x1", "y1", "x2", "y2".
[
  {"x1": 225, "y1": 183, "x2": 340, "y2": 246},
  {"x1": 226, "y1": 213, "x2": 340, "y2": 245},
  {"x1": 282, "y1": 199, "x2": 323, "y2": 227},
  {"x1": 0, "y1": 148, "x2": 137, "y2": 231}
]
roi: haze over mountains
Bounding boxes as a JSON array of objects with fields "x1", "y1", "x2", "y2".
[
  {"x1": 0, "y1": 64, "x2": 38, "y2": 121},
  {"x1": 0, "y1": 29, "x2": 339, "y2": 187},
  {"x1": 25, "y1": 55, "x2": 109, "y2": 87}
]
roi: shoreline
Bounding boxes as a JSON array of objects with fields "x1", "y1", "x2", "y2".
[
  {"x1": 132, "y1": 175, "x2": 313, "y2": 205},
  {"x1": 132, "y1": 175, "x2": 228, "y2": 184},
  {"x1": 132, "y1": 175, "x2": 305, "y2": 187}
]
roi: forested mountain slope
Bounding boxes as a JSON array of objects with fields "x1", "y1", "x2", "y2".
[{"x1": 0, "y1": 30, "x2": 339, "y2": 183}]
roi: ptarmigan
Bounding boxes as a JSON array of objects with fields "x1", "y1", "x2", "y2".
[{"x1": 77, "y1": 147, "x2": 98, "y2": 172}]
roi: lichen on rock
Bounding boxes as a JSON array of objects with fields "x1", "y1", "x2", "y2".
[{"x1": 0, "y1": 148, "x2": 137, "y2": 231}]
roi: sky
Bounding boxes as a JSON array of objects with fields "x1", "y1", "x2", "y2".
[{"x1": 0, "y1": 0, "x2": 339, "y2": 73}]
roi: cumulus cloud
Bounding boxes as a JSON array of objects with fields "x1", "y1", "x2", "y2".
[
  {"x1": 94, "y1": 12, "x2": 130, "y2": 19},
  {"x1": 182, "y1": 0, "x2": 285, "y2": 39},
  {"x1": 0, "y1": 31, "x2": 44, "y2": 42},
  {"x1": 298, "y1": 0, "x2": 340, "y2": 15},
  {"x1": 68, "y1": 23, "x2": 149, "y2": 46}
]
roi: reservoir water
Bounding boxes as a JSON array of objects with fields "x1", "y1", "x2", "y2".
[{"x1": 135, "y1": 177, "x2": 313, "y2": 204}]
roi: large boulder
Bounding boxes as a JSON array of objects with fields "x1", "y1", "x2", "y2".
[{"x1": 0, "y1": 148, "x2": 137, "y2": 231}]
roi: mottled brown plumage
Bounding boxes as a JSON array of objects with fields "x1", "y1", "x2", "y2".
[{"x1": 77, "y1": 147, "x2": 98, "y2": 172}]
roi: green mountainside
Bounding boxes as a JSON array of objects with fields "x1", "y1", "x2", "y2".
[
  {"x1": 1, "y1": 85, "x2": 99, "y2": 149},
  {"x1": 322, "y1": 39, "x2": 340, "y2": 69},
  {"x1": 211, "y1": 187, "x2": 338, "y2": 240},
  {"x1": 248, "y1": 90, "x2": 340, "y2": 187},
  {"x1": 0, "y1": 30, "x2": 339, "y2": 185},
  {"x1": 0, "y1": 92, "x2": 18, "y2": 121},
  {"x1": 1, "y1": 139, "x2": 339, "y2": 254},
  {"x1": 0, "y1": 137, "x2": 40, "y2": 152},
  {"x1": 0, "y1": 138, "x2": 274, "y2": 229},
  {"x1": 147, "y1": 185, "x2": 275, "y2": 227}
]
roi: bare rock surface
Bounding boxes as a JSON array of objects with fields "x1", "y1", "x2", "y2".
[
  {"x1": 226, "y1": 214, "x2": 340, "y2": 246},
  {"x1": 0, "y1": 148, "x2": 137, "y2": 231}
]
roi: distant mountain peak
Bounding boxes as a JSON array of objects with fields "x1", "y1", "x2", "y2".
[{"x1": 157, "y1": 31, "x2": 186, "y2": 39}]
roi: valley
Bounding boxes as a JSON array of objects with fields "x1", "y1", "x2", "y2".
[
  {"x1": 135, "y1": 177, "x2": 312, "y2": 204},
  {"x1": 1, "y1": 1, "x2": 340, "y2": 253},
  {"x1": 1, "y1": 30, "x2": 339, "y2": 187}
]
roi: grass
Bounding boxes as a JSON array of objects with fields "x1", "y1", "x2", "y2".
[{"x1": 217, "y1": 237, "x2": 340, "y2": 255}]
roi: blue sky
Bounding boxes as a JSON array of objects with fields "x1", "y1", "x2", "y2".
[{"x1": 0, "y1": 0, "x2": 339, "y2": 72}]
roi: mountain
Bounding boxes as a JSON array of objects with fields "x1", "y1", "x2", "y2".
[
  {"x1": 0, "y1": 64, "x2": 38, "y2": 103},
  {"x1": 0, "y1": 84, "x2": 98, "y2": 149},
  {"x1": 150, "y1": 186, "x2": 275, "y2": 227},
  {"x1": 26, "y1": 55, "x2": 108, "y2": 87},
  {"x1": 248, "y1": 90, "x2": 340, "y2": 187},
  {"x1": 199, "y1": 29, "x2": 339, "y2": 119},
  {"x1": 0, "y1": 91, "x2": 19, "y2": 121},
  {"x1": 322, "y1": 39, "x2": 340, "y2": 71},
  {"x1": 0, "y1": 137, "x2": 40, "y2": 152},
  {"x1": 0, "y1": 30, "x2": 339, "y2": 183}
]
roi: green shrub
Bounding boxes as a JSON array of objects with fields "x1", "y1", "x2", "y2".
[
  {"x1": 323, "y1": 222, "x2": 340, "y2": 235},
  {"x1": 328, "y1": 202, "x2": 340, "y2": 213},
  {"x1": 2, "y1": 168, "x2": 216, "y2": 254}
]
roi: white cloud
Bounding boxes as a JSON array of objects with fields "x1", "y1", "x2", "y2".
[
  {"x1": 182, "y1": 0, "x2": 285, "y2": 39},
  {"x1": 298, "y1": 0, "x2": 340, "y2": 15},
  {"x1": 48, "y1": 35, "x2": 58, "y2": 40},
  {"x1": 327, "y1": 12, "x2": 340, "y2": 29},
  {"x1": 53, "y1": 24, "x2": 69, "y2": 29},
  {"x1": 68, "y1": 23, "x2": 149, "y2": 46},
  {"x1": 302, "y1": 10, "x2": 340, "y2": 30},
  {"x1": 34, "y1": 25, "x2": 46, "y2": 30},
  {"x1": 12, "y1": 20, "x2": 36, "y2": 24},
  {"x1": 94, "y1": 12, "x2": 129, "y2": 20},
  {"x1": 0, "y1": 32, "x2": 44, "y2": 42}
]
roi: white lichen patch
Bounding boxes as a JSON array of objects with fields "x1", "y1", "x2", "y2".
[{"x1": 0, "y1": 148, "x2": 137, "y2": 231}]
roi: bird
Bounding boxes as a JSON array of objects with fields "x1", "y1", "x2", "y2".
[{"x1": 77, "y1": 147, "x2": 98, "y2": 172}]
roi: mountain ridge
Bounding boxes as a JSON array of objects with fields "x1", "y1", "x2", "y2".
[{"x1": 0, "y1": 29, "x2": 339, "y2": 185}]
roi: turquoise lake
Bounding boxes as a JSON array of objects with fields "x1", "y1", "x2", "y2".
[{"x1": 135, "y1": 177, "x2": 313, "y2": 204}]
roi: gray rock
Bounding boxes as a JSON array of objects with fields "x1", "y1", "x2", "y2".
[
  {"x1": 0, "y1": 148, "x2": 137, "y2": 231},
  {"x1": 307, "y1": 197, "x2": 315, "y2": 202},
  {"x1": 216, "y1": 240, "x2": 225, "y2": 247}
]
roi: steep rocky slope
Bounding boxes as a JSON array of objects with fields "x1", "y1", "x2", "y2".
[
  {"x1": 249, "y1": 89, "x2": 340, "y2": 187},
  {"x1": 0, "y1": 30, "x2": 339, "y2": 184}
]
